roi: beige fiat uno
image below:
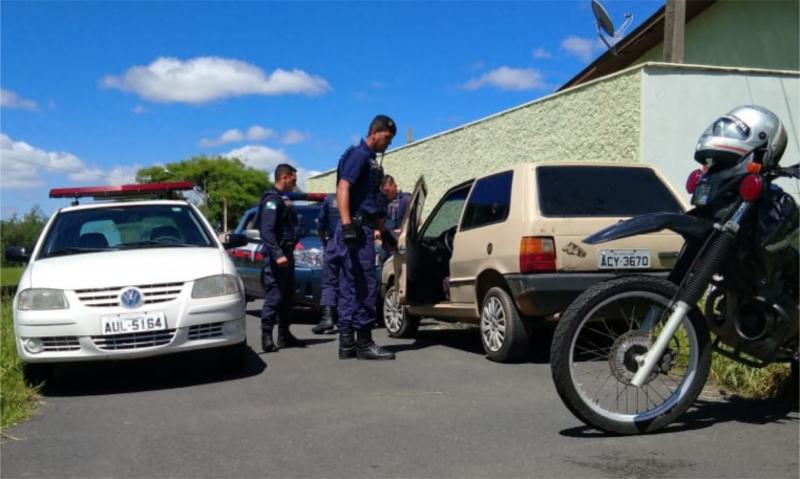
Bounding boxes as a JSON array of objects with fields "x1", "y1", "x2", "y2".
[{"x1": 381, "y1": 162, "x2": 686, "y2": 362}]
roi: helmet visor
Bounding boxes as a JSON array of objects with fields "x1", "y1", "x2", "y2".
[{"x1": 709, "y1": 116, "x2": 750, "y2": 140}]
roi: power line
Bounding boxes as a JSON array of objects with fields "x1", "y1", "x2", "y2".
[{"x1": 1, "y1": 152, "x2": 113, "y2": 179}]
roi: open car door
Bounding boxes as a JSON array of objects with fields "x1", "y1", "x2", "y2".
[{"x1": 393, "y1": 176, "x2": 427, "y2": 305}]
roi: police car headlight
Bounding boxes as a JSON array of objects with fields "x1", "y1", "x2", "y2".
[
  {"x1": 294, "y1": 248, "x2": 323, "y2": 268},
  {"x1": 192, "y1": 274, "x2": 240, "y2": 298},
  {"x1": 17, "y1": 289, "x2": 69, "y2": 310}
]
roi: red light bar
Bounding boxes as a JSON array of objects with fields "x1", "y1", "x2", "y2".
[
  {"x1": 284, "y1": 192, "x2": 329, "y2": 202},
  {"x1": 49, "y1": 182, "x2": 195, "y2": 199}
]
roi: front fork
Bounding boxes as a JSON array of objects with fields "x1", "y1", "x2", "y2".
[{"x1": 630, "y1": 202, "x2": 750, "y2": 387}]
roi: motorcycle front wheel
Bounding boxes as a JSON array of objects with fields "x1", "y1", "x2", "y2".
[{"x1": 551, "y1": 276, "x2": 711, "y2": 434}]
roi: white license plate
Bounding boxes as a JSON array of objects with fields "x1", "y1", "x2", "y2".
[
  {"x1": 598, "y1": 249, "x2": 651, "y2": 269},
  {"x1": 101, "y1": 311, "x2": 167, "y2": 335}
]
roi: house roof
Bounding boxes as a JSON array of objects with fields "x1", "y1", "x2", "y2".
[{"x1": 558, "y1": 0, "x2": 715, "y2": 91}]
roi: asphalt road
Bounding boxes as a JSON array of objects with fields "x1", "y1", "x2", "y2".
[{"x1": 2, "y1": 303, "x2": 798, "y2": 479}]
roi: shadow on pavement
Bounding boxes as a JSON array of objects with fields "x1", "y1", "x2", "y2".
[
  {"x1": 559, "y1": 396, "x2": 799, "y2": 438},
  {"x1": 39, "y1": 346, "x2": 266, "y2": 397}
]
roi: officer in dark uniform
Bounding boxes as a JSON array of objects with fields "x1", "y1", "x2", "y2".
[
  {"x1": 258, "y1": 163, "x2": 304, "y2": 352},
  {"x1": 334, "y1": 114, "x2": 398, "y2": 360},
  {"x1": 379, "y1": 175, "x2": 412, "y2": 263},
  {"x1": 311, "y1": 193, "x2": 340, "y2": 334}
]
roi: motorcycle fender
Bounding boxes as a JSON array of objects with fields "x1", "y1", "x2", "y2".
[{"x1": 584, "y1": 212, "x2": 713, "y2": 245}]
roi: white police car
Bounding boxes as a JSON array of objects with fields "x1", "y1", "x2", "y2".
[{"x1": 7, "y1": 182, "x2": 250, "y2": 380}]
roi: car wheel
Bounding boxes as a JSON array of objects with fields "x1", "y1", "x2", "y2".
[
  {"x1": 383, "y1": 285, "x2": 420, "y2": 338},
  {"x1": 219, "y1": 341, "x2": 247, "y2": 373},
  {"x1": 480, "y1": 287, "x2": 531, "y2": 363},
  {"x1": 23, "y1": 363, "x2": 52, "y2": 387}
]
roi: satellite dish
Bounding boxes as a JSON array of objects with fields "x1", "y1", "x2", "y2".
[{"x1": 590, "y1": 0, "x2": 633, "y2": 56}]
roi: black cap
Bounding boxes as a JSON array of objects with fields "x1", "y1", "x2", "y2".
[{"x1": 369, "y1": 114, "x2": 397, "y2": 136}]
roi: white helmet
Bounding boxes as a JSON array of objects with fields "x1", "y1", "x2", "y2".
[{"x1": 694, "y1": 105, "x2": 787, "y2": 169}]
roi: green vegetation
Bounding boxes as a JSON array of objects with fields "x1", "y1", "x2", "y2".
[
  {"x1": 1, "y1": 293, "x2": 39, "y2": 429},
  {"x1": 1, "y1": 267, "x2": 23, "y2": 288},
  {"x1": 0, "y1": 206, "x2": 47, "y2": 268},
  {"x1": 710, "y1": 353, "x2": 792, "y2": 399},
  {"x1": 137, "y1": 155, "x2": 272, "y2": 231}
]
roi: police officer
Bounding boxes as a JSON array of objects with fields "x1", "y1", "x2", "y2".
[
  {"x1": 334, "y1": 114, "x2": 398, "y2": 360},
  {"x1": 378, "y1": 175, "x2": 412, "y2": 263},
  {"x1": 258, "y1": 163, "x2": 305, "y2": 352},
  {"x1": 311, "y1": 193, "x2": 340, "y2": 334}
]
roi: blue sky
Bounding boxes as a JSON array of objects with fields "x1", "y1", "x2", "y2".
[{"x1": 1, "y1": 0, "x2": 661, "y2": 219}]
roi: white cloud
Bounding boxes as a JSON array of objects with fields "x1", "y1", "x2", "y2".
[
  {"x1": 1, "y1": 89, "x2": 38, "y2": 111},
  {"x1": 223, "y1": 144, "x2": 291, "y2": 172},
  {"x1": 200, "y1": 125, "x2": 276, "y2": 147},
  {"x1": 133, "y1": 105, "x2": 147, "y2": 114},
  {"x1": 532, "y1": 48, "x2": 552, "y2": 59},
  {"x1": 464, "y1": 67, "x2": 545, "y2": 91},
  {"x1": 101, "y1": 56, "x2": 331, "y2": 104},
  {"x1": 561, "y1": 36, "x2": 605, "y2": 62},
  {"x1": 0, "y1": 133, "x2": 135, "y2": 189},
  {"x1": 296, "y1": 168, "x2": 321, "y2": 191},
  {"x1": 282, "y1": 129, "x2": 309, "y2": 145}
]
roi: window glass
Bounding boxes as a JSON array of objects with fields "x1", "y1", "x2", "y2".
[
  {"x1": 422, "y1": 186, "x2": 470, "y2": 240},
  {"x1": 536, "y1": 166, "x2": 684, "y2": 217},
  {"x1": 460, "y1": 171, "x2": 513, "y2": 230}
]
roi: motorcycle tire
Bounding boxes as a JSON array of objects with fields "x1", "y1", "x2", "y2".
[{"x1": 551, "y1": 275, "x2": 712, "y2": 435}]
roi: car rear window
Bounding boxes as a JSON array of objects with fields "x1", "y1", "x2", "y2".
[{"x1": 536, "y1": 166, "x2": 683, "y2": 217}]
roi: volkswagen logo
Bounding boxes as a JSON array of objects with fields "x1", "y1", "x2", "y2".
[{"x1": 120, "y1": 287, "x2": 143, "y2": 309}]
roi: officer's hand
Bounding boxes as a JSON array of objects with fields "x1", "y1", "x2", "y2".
[
  {"x1": 380, "y1": 229, "x2": 398, "y2": 252},
  {"x1": 342, "y1": 223, "x2": 360, "y2": 249},
  {"x1": 276, "y1": 256, "x2": 289, "y2": 267}
]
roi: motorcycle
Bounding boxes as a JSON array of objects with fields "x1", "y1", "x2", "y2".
[{"x1": 549, "y1": 153, "x2": 799, "y2": 434}]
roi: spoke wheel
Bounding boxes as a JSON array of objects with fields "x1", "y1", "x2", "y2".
[
  {"x1": 551, "y1": 276, "x2": 711, "y2": 434},
  {"x1": 480, "y1": 287, "x2": 531, "y2": 363}
]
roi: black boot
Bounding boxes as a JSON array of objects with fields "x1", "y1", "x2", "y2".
[
  {"x1": 261, "y1": 329, "x2": 278, "y2": 353},
  {"x1": 339, "y1": 330, "x2": 357, "y2": 360},
  {"x1": 356, "y1": 329, "x2": 395, "y2": 360},
  {"x1": 312, "y1": 306, "x2": 337, "y2": 334},
  {"x1": 277, "y1": 328, "x2": 305, "y2": 348}
]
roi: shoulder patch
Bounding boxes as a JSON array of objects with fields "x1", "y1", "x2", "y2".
[{"x1": 266, "y1": 200, "x2": 278, "y2": 210}]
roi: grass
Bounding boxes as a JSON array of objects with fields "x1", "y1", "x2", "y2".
[
  {"x1": 709, "y1": 352, "x2": 792, "y2": 399},
  {"x1": 1, "y1": 266, "x2": 23, "y2": 288},
  {"x1": 0, "y1": 283, "x2": 39, "y2": 430}
]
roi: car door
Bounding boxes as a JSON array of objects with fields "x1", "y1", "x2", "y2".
[
  {"x1": 236, "y1": 208, "x2": 263, "y2": 297},
  {"x1": 393, "y1": 176, "x2": 426, "y2": 305}
]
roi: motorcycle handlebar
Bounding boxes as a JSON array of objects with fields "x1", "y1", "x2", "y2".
[{"x1": 766, "y1": 163, "x2": 799, "y2": 180}]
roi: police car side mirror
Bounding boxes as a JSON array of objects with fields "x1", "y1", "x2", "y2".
[
  {"x1": 223, "y1": 233, "x2": 248, "y2": 250},
  {"x1": 5, "y1": 245, "x2": 30, "y2": 264}
]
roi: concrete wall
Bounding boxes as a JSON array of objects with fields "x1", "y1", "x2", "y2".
[
  {"x1": 635, "y1": 0, "x2": 799, "y2": 71},
  {"x1": 640, "y1": 64, "x2": 800, "y2": 200},
  {"x1": 307, "y1": 69, "x2": 642, "y2": 212}
]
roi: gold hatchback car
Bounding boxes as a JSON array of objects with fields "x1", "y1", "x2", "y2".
[{"x1": 381, "y1": 162, "x2": 687, "y2": 362}]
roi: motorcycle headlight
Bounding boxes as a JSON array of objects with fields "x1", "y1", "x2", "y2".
[
  {"x1": 294, "y1": 248, "x2": 323, "y2": 268},
  {"x1": 17, "y1": 289, "x2": 69, "y2": 310},
  {"x1": 192, "y1": 274, "x2": 240, "y2": 299}
]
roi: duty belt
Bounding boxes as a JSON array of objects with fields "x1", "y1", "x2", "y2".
[{"x1": 352, "y1": 214, "x2": 380, "y2": 228}]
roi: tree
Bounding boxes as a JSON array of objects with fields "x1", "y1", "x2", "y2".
[
  {"x1": 0, "y1": 205, "x2": 48, "y2": 265},
  {"x1": 137, "y1": 156, "x2": 271, "y2": 231}
]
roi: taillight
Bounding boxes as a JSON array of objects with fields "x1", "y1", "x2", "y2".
[
  {"x1": 686, "y1": 169, "x2": 703, "y2": 194},
  {"x1": 520, "y1": 237, "x2": 556, "y2": 273},
  {"x1": 739, "y1": 174, "x2": 763, "y2": 202}
]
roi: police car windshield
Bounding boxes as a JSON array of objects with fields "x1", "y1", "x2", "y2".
[
  {"x1": 39, "y1": 204, "x2": 215, "y2": 259},
  {"x1": 295, "y1": 205, "x2": 321, "y2": 238}
]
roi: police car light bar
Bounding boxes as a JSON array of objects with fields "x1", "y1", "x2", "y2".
[
  {"x1": 49, "y1": 182, "x2": 195, "y2": 199},
  {"x1": 284, "y1": 192, "x2": 328, "y2": 202}
]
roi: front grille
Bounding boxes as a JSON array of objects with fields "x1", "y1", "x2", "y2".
[
  {"x1": 91, "y1": 330, "x2": 176, "y2": 350},
  {"x1": 76, "y1": 282, "x2": 184, "y2": 308},
  {"x1": 188, "y1": 322, "x2": 225, "y2": 340},
  {"x1": 42, "y1": 336, "x2": 80, "y2": 352}
]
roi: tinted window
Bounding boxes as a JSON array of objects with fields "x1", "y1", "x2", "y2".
[
  {"x1": 39, "y1": 204, "x2": 214, "y2": 259},
  {"x1": 295, "y1": 205, "x2": 321, "y2": 238},
  {"x1": 537, "y1": 166, "x2": 683, "y2": 217},
  {"x1": 461, "y1": 171, "x2": 513, "y2": 230},
  {"x1": 422, "y1": 185, "x2": 470, "y2": 240}
]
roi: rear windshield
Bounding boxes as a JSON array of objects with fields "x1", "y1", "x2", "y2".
[
  {"x1": 537, "y1": 166, "x2": 683, "y2": 217},
  {"x1": 38, "y1": 204, "x2": 215, "y2": 259}
]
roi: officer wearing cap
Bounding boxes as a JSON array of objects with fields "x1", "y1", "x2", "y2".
[
  {"x1": 311, "y1": 193, "x2": 340, "y2": 334},
  {"x1": 258, "y1": 163, "x2": 305, "y2": 352},
  {"x1": 334, "y1": 114, "x2": 398, "y2": 360}
]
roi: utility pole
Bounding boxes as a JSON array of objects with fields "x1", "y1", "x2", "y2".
[
  {"x1": 663, "y1": 0, "x2": 686, "y2": 63},
  {"x1": 223, "y1": 197, "x2": 228, "y2": 233},
  {"x1": 406, "y1": 128, "x2": 414, "y2": 144}
]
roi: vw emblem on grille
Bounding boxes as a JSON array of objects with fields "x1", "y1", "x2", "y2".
[{"x1": 120, "y1": 287, "x2": 143, "y2": 309}]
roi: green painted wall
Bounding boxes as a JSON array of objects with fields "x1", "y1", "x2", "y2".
[
  {"x1": 306, "y1": 70, "x2": 642, "y2": 212},
  {"x1": 635, "y1": 0, "x2": 799, "y2": 70}
]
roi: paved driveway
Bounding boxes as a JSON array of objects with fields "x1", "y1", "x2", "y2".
[{"x1": 2, "y1": 303, "x2": 798, "y2": 478}]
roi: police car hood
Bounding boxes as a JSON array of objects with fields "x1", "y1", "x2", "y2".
[{"x1": 29, "y1": 248, "x2": 226, "y2": 289}]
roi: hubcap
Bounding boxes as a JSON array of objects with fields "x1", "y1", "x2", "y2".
[
  {"x1": 481, "y1": 297, "x2": 506, "y2": 352},
  {"x1": 384, "y1": 289, "x2": 403, "y2": 333}
]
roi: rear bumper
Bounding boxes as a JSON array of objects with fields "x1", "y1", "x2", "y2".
[{"x1": 505, "y1": 271, "x2": 670, "y2": 317}]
